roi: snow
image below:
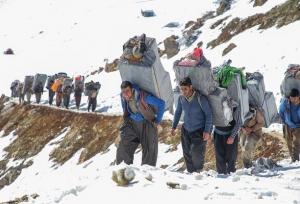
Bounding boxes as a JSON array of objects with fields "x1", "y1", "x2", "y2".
[
  {"x1": 0, "y1": 135, "x2": 300, "y2": 203},
  {"x1": 1, "y1": 0, "x2": 300, "y2": 203},
  {"x1": 1, "y1": 127, "x2": 300, "y2": 204}
]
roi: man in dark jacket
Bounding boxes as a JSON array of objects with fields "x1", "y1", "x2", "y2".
[
  {"x1": 56, "y1": 84, "x2": 63, "y2": 107},
  {"x1": 63, "y1": 85, "x2": 72, "y2": 109},
  {"x1": 279, "y1": 88, "x2": 300, "y2": 162},
  {"x1": 116, "y1": 81, "x2": 165, "y2": 166},
  {"x1": 34, "y1": 82, "x2": 43, "y2": 104},
  {"x1": 213, "y1": 101, "x2": 242, "y2": 174},
  {"x1": 87, "y1": 89, "x2": 98, "y2": 112},
  {"x1": 171, "y1": 77, "x2": 213, "y2": 173}
]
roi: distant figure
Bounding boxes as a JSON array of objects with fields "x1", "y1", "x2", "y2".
[
  {"x1": 63, "y1": 84, "x2": 72, "y2": 109},
  {"x1": 87, "y1": 89, "x2": 98, "y2": 112},
  {"x1": 34, "y1": 81, "x2": 43, "y2": 104},
  {"x1": 74, "y1": 76, "x2": 84, "y2": 110},
  {"x1": 18, "y1": 82, "x2": 24, "y2": 104},
  {"x1": 46, "y1": 75, "x2": 56, "y2": 105},
  {"x1": 56, "y1": 84, "x2": 63, "y2": 107}
]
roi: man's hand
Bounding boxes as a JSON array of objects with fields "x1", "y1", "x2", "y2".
[
  {"x1": 227, "y1": 136, "x2": 235, "y2": 144},
  {"x1": 171, "y1": 128, "x2": 176, "y2": 136},
  {"x1": 245, "y1": 127, "x2": 253, "y2": 134},
  {"x1": 242, "y1": 127, "x2": 252, "y2": 135},
  {"x1": 203, "y1": 132, "x2": 210, "y2": 141}
]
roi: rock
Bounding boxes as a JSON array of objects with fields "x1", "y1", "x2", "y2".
[
  {"x1": 185, "y1": 21, "x2": 196, "y2": 29},
  {"x1": 158, "y1": 47, "x2": 165, "y2": 57},
  {"x1": 232, "y1": 176, "x2": 240, "y2": 182},
  {"x1": 208, "y1": 0, "x2": 300, "y2": 48},
  {"x1": 166, "y1": 181, "x2": 180, "y2": 189},
  {"x1": 145, "y1": 172, "x2": 153, "y2": 181},
  {"x1": 180, "y1": 184, "x2": 188, "y2": 190},
  {"x1": 164, "y1": 22, "x2": 180, "y2": 28},
  {"x1": 3, "y1": 48, "x2": 14, "y2": 55},
  {"x1": 160, "y1": 164, "x2": 168, "y2": 169},
  {"x1": 31, "y1": 193, "x2": 39, "y2": 199},
  {"x1": 222, "y1": 43, "x2": 237, "y2": 56},
  {"x1": 163, "y1": 35, "x2": 180, "y2": 59},
  {"x1": 197, "y1": 41, "x2": 203, "y2": 48},
  {"x1": 210, "y1": 16, "x2": 230, "y2": 29},
  {"x1": 253, "y1": 0, "x2": 268, "y2": 7},
  {"x1": 141, "y1": 10, "x2": 155, "y2": 17},
  {"x1": 216, "y1": 0, "x2": 232, "y2": 16},
  {"x1": 124, "y1": 167, "x2": 135, "y2": 181},
  {"x1": 195, "y1": 174, "x2": 204, "y2": 180},
  {"x1": 112, "y1": 167, "x2": 135, "y2": 186}
]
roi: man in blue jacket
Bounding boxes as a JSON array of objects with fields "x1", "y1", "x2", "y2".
[
  {"x1": 171, "y1": 77, "x2": 213, "y2": 173},
  {"x1": 116, "y1": 81, "x2": 165, "y2": 166},
  {"x1": 280, "y1": 88, "x2": 300, "y2": 162}
]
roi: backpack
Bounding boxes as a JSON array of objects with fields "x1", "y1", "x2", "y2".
[
  {"x1": 34, "y1": 82, "x2": 43, "y2": 93},
  {"x1": 217, "y1": 65, "x2": 247, "y2": 89},
  {"x1": 74, "y1": 76, "x2": 84, "y2": 91},
  {"x1": 246, "y1": 72, "x2": 266, "y2": 107}
]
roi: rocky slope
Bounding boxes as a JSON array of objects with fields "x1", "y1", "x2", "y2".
[{"x1": 0, "y1": 95, "x2": 289, "y2": 191}]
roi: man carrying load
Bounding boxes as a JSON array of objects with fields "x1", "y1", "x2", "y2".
[
  {"x1": 171, "y1": 77, "x2": 213, "y2": 173},
  {"x1": 116, "y1": 81, "x2": 165, "y2": 167}
]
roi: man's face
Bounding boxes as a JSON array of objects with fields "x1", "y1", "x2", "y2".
[
  {"x1": 122, "y1": 87, "x2": 133, "y2": 101},
  {"x1": 180, "y1": 85, "x2": 193, "y2": 98},
  {"x1": 290, "y1": 96, "x2": 300, "y2": 105}
]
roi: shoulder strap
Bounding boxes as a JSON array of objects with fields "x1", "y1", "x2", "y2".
[{"x1": 195, "y1": 91, "x2": 204, "y2": 111}]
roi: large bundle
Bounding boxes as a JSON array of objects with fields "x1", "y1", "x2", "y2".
[
  {"x1": 10, "y1": 80, "x2": 20, "y2": 97},
  {"x1": 22, "y1": 76, "x2": 34, "y2": 93},
  {"x1": 173, "y1": 63, "x2": 217, "y2": 96},
  {"x1": 32, "y1": 73, "x2": 47, "y2": 92},
  {"x1": 118, "y1": 37, "x2": 174, "y2": 112},
  {"x1": 74, "y1": 75, "x2": 85, "y2": 91},
  {"x1": 173, "y1": 86, "x2": 184, "y2": 121},
  {"x1": 57, "y1": 72, "x2": 68, "y2": 79},
  {"x1": 62, "y1": 77, "x2": 73, "y2": 91},
  {"x1": 207, "y1": 87, "x2": 233, "y2": 127},
  {"x1": 246, "y1": 72, "x2": 265, "y2": 107},
  {"x1": 10, "y1": 80, "x2": 20, "y2": 89},
  {"x1": 262, "y1": 92, "x2": 280, "y2": 128},
  {"x1": 227, "y1": 74, "x2": 251, "y2": 123},
  {"x1": 121, "y1": 35, "x2": 155, "y2": 67},
  {"x1": 84, "y1": 81, "x2": 101, "y2": 96},
  {"x1": 46, "y1": 75, "x2": 56, "y2": 90},
  {"x1": 280, "y1": 64, "x2": 300, "y2": 97}
]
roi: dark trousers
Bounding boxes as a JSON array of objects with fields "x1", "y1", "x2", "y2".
[
  {"x1": 181, "y1": 127, "x2": 207, "y2": 173},
  {"x1": 283, "y1": 125, "x2": 300, "y2": 162},
  {"x1": 63, "y1": 94, "x2": 71, "y2": 109},
  {"x1": 88, "y1": 97, "x2": 97, "y2": 112},
  {"x1": 49, "y1": 90, "x2": 55, "y2": 105},
  {"x1": 56, "y1": 92, "x2": 62, "y2": 107},
  {"x1": 214, "y1": 132, "x2": 238, "y2": 174},
  {"x1": 116, "y1": 119, "x2": 158, "y2": 166},
  {"x1": 75, "y1": 95, "x2": 82, "y2": 109},
  {"x1": 35, "y1": 92, "x2": 42, "y2": 104}
]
